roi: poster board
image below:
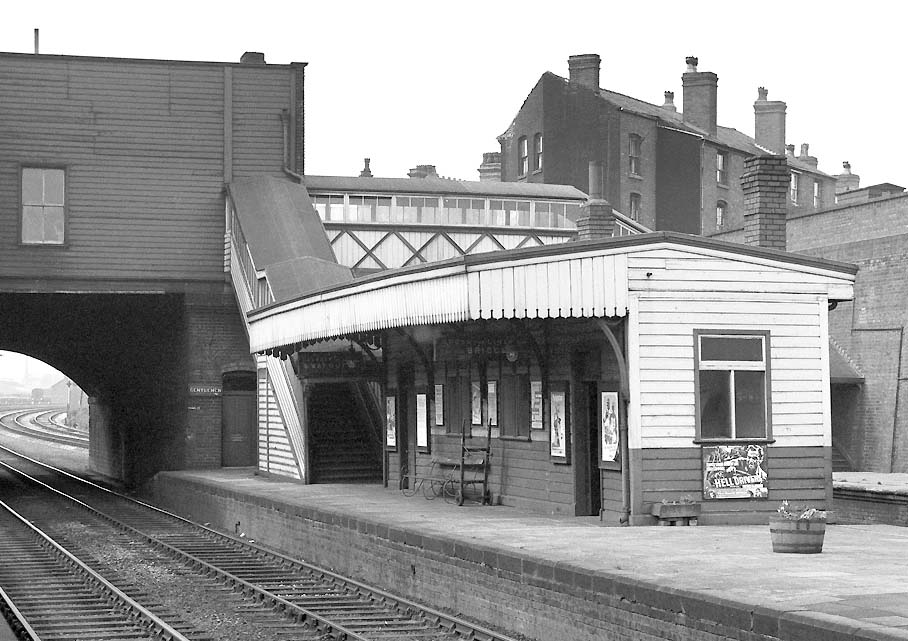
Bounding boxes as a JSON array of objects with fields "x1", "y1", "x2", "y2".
[
  {"x1": 549, "y1": 382, "x2": 570, "y2": 464},
  {"x1": 599, "y1": 391, "x2": 620, "y2": 469},
  {"x1": 385, "y1": 395, "x2": 397, "y2": 450},
  {"x1": 530, "y1": 381, "x2": 544, "y2": 430},
  {"x1": 433, "y1": 384, "x2": 444, "y2": 426},
  {"x1": 702, "y1": 443, "x2": 768, "y2": 500},
  {"x1": 416, "y1": 392, "x2": 429, "y2": 452}
]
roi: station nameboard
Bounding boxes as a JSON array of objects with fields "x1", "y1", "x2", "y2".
[
  {"x1": 294, "y1": 351, "x2": 379, "y2": 380},
  {"x1": 188, "y1": 385, "x2": 222, "y2": 396}
]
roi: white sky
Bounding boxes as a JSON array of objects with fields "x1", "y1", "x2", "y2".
[{"x1": 0, "y1": 1, "x2": 905, "y2": 380}]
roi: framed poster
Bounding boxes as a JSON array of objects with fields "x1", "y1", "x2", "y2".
[
  {"x1": 471, "y1": 380, "x2": 482, "y2": 425},
  {"x1": 434, "y1": 384, "x2": 444, "y2": 426},
  {"x1": 416, "y1": 392, "x2": 429, "y2": 451},
  {"x1": 702, "y1": 443, "x2": 768, "y2": 500},
  {"x1": 487, "y1": 380, "x2": 498, "y2": 426},
  {"x1": 530, "y1": 381, "x2": 544, "y2": 429},
  {"x1": 385, "y1": 395, "x2": 397, "y2": 450},
  {"x1": 549, "y1": 383, "x2": 570, "y2": 463},
  {"x1": 600, "y1": 391, "x2": 620, "y2": 466}
]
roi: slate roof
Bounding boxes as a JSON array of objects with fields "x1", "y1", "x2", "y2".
[{"x1": 509, "y1": 72, "x2": 828, "y2": 177}]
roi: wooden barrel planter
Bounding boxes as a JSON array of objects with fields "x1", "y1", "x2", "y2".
[{"x1": 769, "y1": 516, "x2": 826, "y2": 553}]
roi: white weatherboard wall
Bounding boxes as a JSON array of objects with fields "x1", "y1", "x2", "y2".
[{"x1": 626, "y1": 247, "x2": 842, "y2": 451}]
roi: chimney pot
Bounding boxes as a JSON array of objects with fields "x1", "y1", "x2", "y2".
[
  {"x1": 662, "y1": 90, "x2": 676, "y2": 112},
  {"x1": 785, "y1": 144, "x2": 795, "y2": 157},
  {"x1": 240, "y1": 51, "x2": 266, "y2": 64},
  {"x1": 685, "y1": 56, "x2": 698, "y2": 72},
  {"x1": 757, "y1": 86, "x2": 768, "y2": 101},
  {"x1": 800, "y1": 143, "x2": 809, "y2": 157},
  {"x1": 843, "y1": 161, "x2": 851, "y2": 174},
  {"x1": 359, "y1": 158, "x2": 373, "y2": 178}
]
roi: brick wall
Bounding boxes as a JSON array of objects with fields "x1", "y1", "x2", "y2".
[
  {"x1": 150, "y1": 474, "x2": 892, "y2": 641},
  {"x1": 182, "y1": 289, "x2": 256, "y2": 469}
]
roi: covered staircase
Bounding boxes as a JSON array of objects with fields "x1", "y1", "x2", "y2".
[{"x1": 308, "y1": 383, "x2": 383, "y2": 483}]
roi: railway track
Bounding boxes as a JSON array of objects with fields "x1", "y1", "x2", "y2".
[
  {"x1": 0, "y1": 446, "x2": 521, "y2": 641},
  {"x1": 0, "y1": 493, "x2": 192, "y2": 641},
  {"x1": 0, "y1": 408, "x2": 88, "y2": 448}
]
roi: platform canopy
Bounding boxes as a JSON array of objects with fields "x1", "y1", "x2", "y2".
[{"x1": 246, "y1": 231, "x2": 857, "y2": 357}]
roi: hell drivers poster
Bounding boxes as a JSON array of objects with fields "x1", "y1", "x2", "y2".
[{"x1": 702, "y1": 444, "x2": 768, "y2": 500}]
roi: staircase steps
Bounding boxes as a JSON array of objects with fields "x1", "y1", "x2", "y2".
[{"x1": 309, "y1": 383, "x2": 382, "y2": 484}]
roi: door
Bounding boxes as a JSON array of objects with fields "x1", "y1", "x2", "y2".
[{"x1": 221, "y1": 371, "x2": 257, "y2": 467}]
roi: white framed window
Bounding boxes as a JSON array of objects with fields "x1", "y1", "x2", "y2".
[
  {"x1": 21, "y1": 167, "x2": 65, "y2": 245},
  {"x1": 813, "y1": 180, "x2": 822, "y2": 208},
  {"x1": 695, "y1": 330, "x2": 771, "y2": 441},
  {"x1": 518, "y1": 136, "x2": 528, "y2": 177},
  {"x1": 716, "y1": 151, "x2": 728, "y2": 184},
  {"x1": 790, "y1": 171, "x2": 800, "y2": 203},
  {"x1": 629, "y1": 192, "x2": 641, "y2": 221},
  {"x1": 533, "y1": 133, "x2": 543, "y2": 172},
  {"x1": 628, "y1": 134, "x2": 642, "y2": 176},
  {"x1": 716, "y1": 200, "x2": 727, "y2": 227}
]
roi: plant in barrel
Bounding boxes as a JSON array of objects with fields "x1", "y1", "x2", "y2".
[{"x1": 769, "y1": 500, "x2": 827, "y2": 553}]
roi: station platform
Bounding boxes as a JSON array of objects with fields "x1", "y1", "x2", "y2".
[
  {"x1": 142, "y1": 467, "x2": 908, "y2": 641},
  {"x1": 3, "y1": 432, "x2": 908, "y2": 641}
]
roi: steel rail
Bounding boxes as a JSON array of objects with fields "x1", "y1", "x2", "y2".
[
  {"x1": 0, "y1": 584, "x2": 40, "y2": 641},
  {"x1": 0, "y1": 409, "x2": 87, "y2": 448},
  {"x1": 0, "y1": 497, "x2": 191, "y2": 641},
  {"x1": 0, "y1": 444, "x2": 521, "y2": 641}
]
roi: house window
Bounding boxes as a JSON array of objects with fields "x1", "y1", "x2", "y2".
[
  {"x1": 790, "y1": 172, "x2": 800, "y2": 203},
  {"x1": 716, "y1": 151, "x2": 728, "y2": 184},
  {"x1": 21, "y1": 167, "x2": 65, "y2": 245},
  {"x1": 813, "y1": 180, "x2": 822, "y2": 208},
  {"x1": 533, "y1": 133, "x2": 543, "y2": 172},
  {"x1": 695, "y1": 331, "x2": 771, "y2": 441},
  {"x1": 518, "y1": 136, "x2": 528, "y2": 177},
  {"x1": 628, "y1": 134, "x2": 642, "y2": 176},
  {"x1": 716, "y1": 200, "x2": 727, "y2": 227},
  {"x1": 629, "y1": 193, "x2": 641, "y2": 221}
]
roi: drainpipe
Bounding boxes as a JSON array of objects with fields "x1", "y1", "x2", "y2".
[{"x1": 280, "y1": 110, "x2": 304, "y2": 183}]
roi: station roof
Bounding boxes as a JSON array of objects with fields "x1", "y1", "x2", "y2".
[
  {"x1": 302, "y1": 175, "x2": 588, "y2": 201},
  {"x1": 246, "y1": 231, "x2": 857, "y2": 356}
]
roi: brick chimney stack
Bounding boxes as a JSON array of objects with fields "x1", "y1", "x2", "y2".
[
  {"x1": 568, "y1": 54, "x2": 601, "y2": 91},
  {"x1": 797, "y1": 143, "x2": 818, "y2": 169},
  {"x1": 681, "y1": 56, "x2": 718, "y2": 136},
  {"x1": 576, "y1": 161, "x2": 615, "y2": 240},
  {"x1": 753, "y1": 87, "x2": 787, "y2": 154},
  {"x1": 408, "y1": 164, "x2": 438, "y2": 179},
  {"x1": 359, "y1": 158, "x2": 373, "y2": 178},
  {"x1": 742, "y1": 155, "x2": 789, "y2": 251},
  {"x1": 478, "y1": 152, "x2": 502, "y2": 182},
  {"x1": 835, "y1": 161, "x2": 861, "y2": 194}
]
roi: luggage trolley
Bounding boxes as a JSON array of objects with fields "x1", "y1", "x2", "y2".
[{"x1": 454, "y1": 419, "x2": 492, "y2": 506}]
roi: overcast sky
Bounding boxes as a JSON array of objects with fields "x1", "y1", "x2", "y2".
[{"x1": 1, "y1": 0, "x2": 905, "y2": 381}]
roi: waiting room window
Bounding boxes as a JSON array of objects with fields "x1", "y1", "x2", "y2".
[
  {"x1": 813, "y1": 180, "x2": 822, "y2": 208},
  {"x1": 629, "y1": 193, "x2": 641, "y2": 221},
  {"x1": 716, "y1": 151, "x2": 728, "y2": 184},
  {"x1": 790, "y1": 172, "x2": 800, "y2": 204},
  {"x1": 311, "y1": 194, "x2": 345, "y2": 221},
  {"x1": 533, "y1": 133, "x2": 543, "y2": 172},
  {"x1": 518, "y1": 136, "x2": 528, "y2": 177},
  {"x1": 21, "y1": 167, "x2": 65, "y2": 245},
  {"x1": 628, "y1": 134, "x2": 642, "y2": 176},
  {"x1": 716, "y1": 200, "x2": 727, "y2": 227},
  {"x1": 695, "y1": 331, "x2": 771, "y2": 441}
]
